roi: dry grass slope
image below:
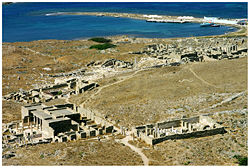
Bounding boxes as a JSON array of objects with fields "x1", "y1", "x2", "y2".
[
  {"x1": 2, "y1": 139, "x2": 143, "y2": 166},
  {"x1": 84, "y1": 57, "x2": 247, "y2": 127}
]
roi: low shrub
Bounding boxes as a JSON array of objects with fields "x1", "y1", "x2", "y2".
[
  {"x1": 57, "y1": 91, "x2": 62, "y2": 95},
  {"x1": 88, "y1": 37, "x2": 112, "y2": 43},
  {"x1": 89, "y1": 43, "x2": 116, "y2": 50},
  {"x1": 184, "y1": 161, "x2": 191, "y2": 165}
]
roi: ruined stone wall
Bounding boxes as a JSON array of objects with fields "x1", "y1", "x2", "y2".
[
  {"x1": 54, "y1": 104, "x2": 74, "y2": 109},
  {"x1": 182, "y1": 116, "x2": 200, "y2": 124},
  {"x1": 81, "y1": 83, "x2": 97, "y2": 92},
  {"x1": 46, "y1": 119, "x2": 73, "y2": 137},
  {"x1": 79, "y1": 107, "x2": 94, "y2": 120},
  {"x1": 133, "y1": 126, "x2": 146, "y2": 137},
  {"x1": 138, "y1": 116, "x2": 199, "y2": 131},
  {"x1": 151, "y1": 127, "x2": 226, "y2": 145},
  {"x1": 42, "y1": 124, "x2": 54, "y2": 138},
  {"x1": 157, "y1": 120, "x2": 181, "y2": 129},
  {"x1": 41, "y1": 83, "x2": 68, "y2": 91},
  {"x1": 140, "y1": 133, "x2": 154, "y2": 145},
  {"x1": 21, "y1": 106, "x2": 29, "y2": 119},
  {"x1": 65, "y1": 113, "x2": 81, "y2": 123},
  {"x1": 21, "y1": 104, "x2": 43, "y2": 119},
  {"x1": 199, "y1": 116, "x2": 216, "y2": 126},
  {"x1": 78, "y1": 107, "x2": 114, "y2": 127}
]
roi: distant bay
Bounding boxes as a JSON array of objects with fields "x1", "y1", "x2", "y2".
[{"x1": 3, "y1": 2, "x2": 246, "y2": 42}]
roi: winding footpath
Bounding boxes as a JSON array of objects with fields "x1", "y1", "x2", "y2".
[
  {"x1": 66, "y1": 67, "x2": 150, "y2": 165},
  {"x1": 116, "y1": 131, "x2": 149, "y2": 166}
]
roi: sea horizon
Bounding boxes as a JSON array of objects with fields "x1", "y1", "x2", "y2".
[{"x1": 3, "y1": 2, "x2": 247, "y2": 42}]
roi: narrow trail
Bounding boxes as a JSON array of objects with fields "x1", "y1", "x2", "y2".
[
  {"x1": 116, "y1": 131, "x2": 149, "y2": 166},
  {"x1": 199, "y1": 91, "x2": 246, "y2": 112},
  {"x1": 75, "y1": 68, "x2": 150, "y2": 165},
  {"x1": 82, "y1": 68, "x2": 147, "y2": 106},
  {"x1": 189, "y1": 68, "x2": 219, "y2": 88}
]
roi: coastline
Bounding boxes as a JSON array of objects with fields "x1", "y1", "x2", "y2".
[
  {"x1": 2, "y1": 2, "x2": 13, "y2": 5},
  {"x1": 56, "y1": 11, "x2": 247, "y2": 38}
]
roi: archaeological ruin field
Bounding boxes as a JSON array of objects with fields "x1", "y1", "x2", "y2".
[{"x1": 2, "y1": 35, "x2": 248, "y2": 166}]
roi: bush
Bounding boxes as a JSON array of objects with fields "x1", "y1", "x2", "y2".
[
  {"x1": 184, "y1": 161, "x2": 191, "y2": 165},
  {"x1": 89, "y1": 43, "x2": 116, "y2": 50},
  {"x1": 233, "y1": 155, "x2": 248, "y2": 166},
  {"x1": 239, "y1": 157, "x2": 248, "y2": 166},
  {"x1": 88, "y1": 37, "x2": 112, "y2": 43}
]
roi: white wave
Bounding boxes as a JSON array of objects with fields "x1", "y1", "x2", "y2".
[{"x1": 45, "y1": 12, "x2": 66, "y2": 16}]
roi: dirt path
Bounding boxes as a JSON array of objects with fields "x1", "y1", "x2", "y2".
[
  {"x1": 82, "y1": 68, "x2": 147, "y2": 105},
  {"x1": 116, "y1": 131, "x2": 149, "y2": 166},
  {"x1": 199, "y1": 91, "x2": 246, "y2": 112},
  {"x1": 76, "y1": 67, "x2": 150, "y2": 165},
  {"x1": 189, "y1": 68, "x2": 219, "y2": 88}
]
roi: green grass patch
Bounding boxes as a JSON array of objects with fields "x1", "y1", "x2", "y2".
[
  {"x1": 89, "y1": 43, "x2": 116, "y2": 50},
  {"x1": 233, "y1": 155, "x2": 248, "y2": 166},
  {"x1": 88, "y1": 37, "x2": 112, "y2": 43},
  {"x1": 40, "y1": 154, "x2": 45, "y2": 159}
]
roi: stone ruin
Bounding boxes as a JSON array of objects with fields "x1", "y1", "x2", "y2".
[
  {"x1": 48, "y1": 68, "x2": 86, "y2": 78},
  {"x1": 133, "y1": 115, "x2": 226, "y2": 145},
  {"x1": 3, "y1": 78, "x2": 98, "y2": 104},
  {"x1": 2, "y1": 103, "x2": 114, "y2": 148},
  {"x1": 135, "y1": 37, "x2": 247, "y2": 63},
  {"x1": 86, "y1": 58, "x2": 134, "y2": 69},
  {"x1": 101, "y1": 59, "x2": 133, "y2": 69}
]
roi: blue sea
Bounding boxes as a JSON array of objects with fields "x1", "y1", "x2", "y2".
[{"x1": 2, "y1": 2, "x2": 247, "y2": 42}]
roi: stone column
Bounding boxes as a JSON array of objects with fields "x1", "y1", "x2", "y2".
[
  {"x1": 31, "y1": 122, "x2": 33, "y2": 135},
  {"x1": 150, "y1": 128, "x2": 153, "y2": 135},
  {"x1": 181, "y1": 120, "x2": 184, "y2": 128},
  {"x1": 153, "y1": 130, "x2": 156, "y2": 138},
  {"x1": 188, "y1": 123, "x2": 192, "y2": 132},
  {"x1": 22, "y1": 119, "x2": 24, "y2": 133},
  {"x1": 145, "y1": 127, "x2": 148, "y2": 136},
  {"x1": 121, "y1": 127, "x2": 123, "y2": 135},
  {"x1": 184, "y1": 122, "x2": 187, "y2": 129},
  {"x1": 36, "y1": 117, "x2": 39, "y2": 129},
  {"x1": 16, "y1": 123, "x2": 18, "y2": 133}
]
